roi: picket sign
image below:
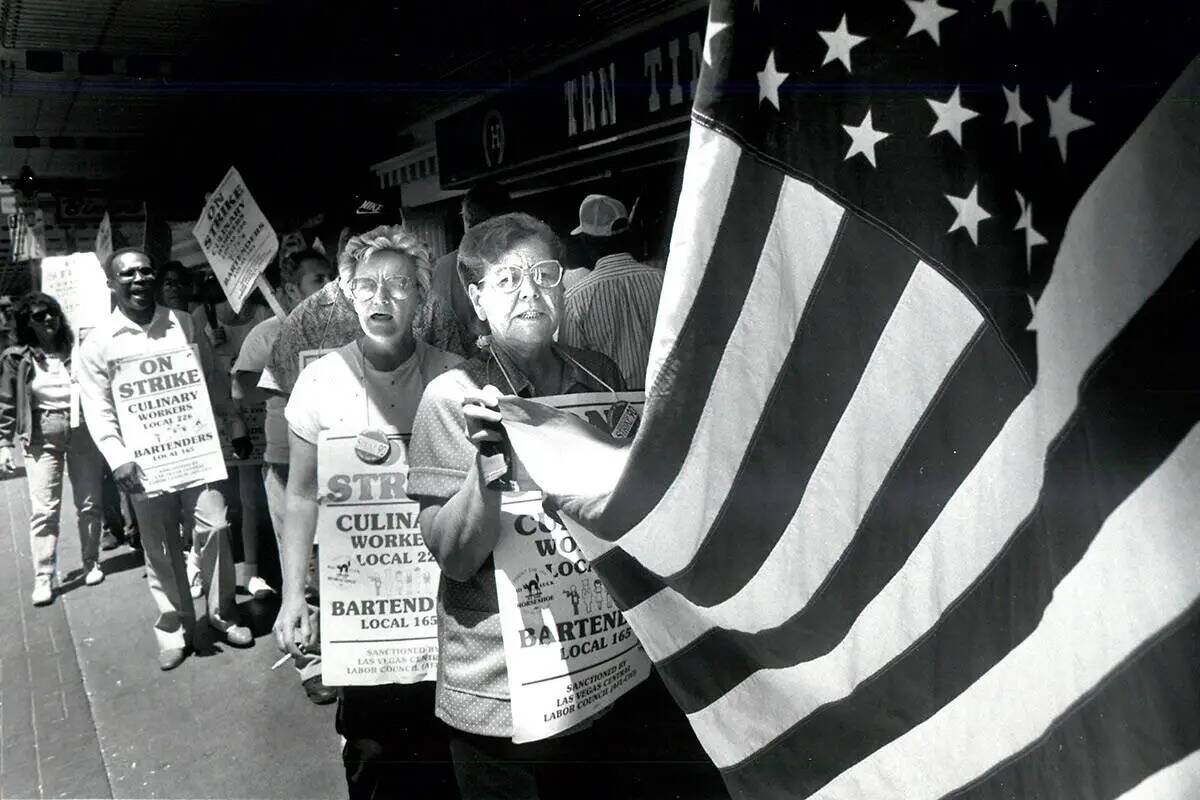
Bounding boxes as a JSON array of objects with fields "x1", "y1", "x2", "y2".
[
  {"x1": 492, "y1": 391, "x2": 651, "y2": 743},
  {"x1": 39, "y1": 252, "x2": 109, "y2": 334},
  {"x1": 317, "y1": 432, "x2": 440, "y2": 686},
  {"x1": 192, "y1": 167, "x2": 279, "y2": 314},
  {"x1": 41, "y1": 251, "x2": 111, "y2": 427},
  {"x1": 94, "y1": 212, "x2": 113, "y2": 266},
  {"x1": 111, "y1": 344, "x2": 227, "y2": 498}
]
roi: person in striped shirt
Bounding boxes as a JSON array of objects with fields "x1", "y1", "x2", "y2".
[{"x1": 558, "y1": 194, "x2": 664, "y2": 391}]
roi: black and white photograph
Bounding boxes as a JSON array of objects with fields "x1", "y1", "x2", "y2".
[{"x1": 0, "y1": 1, "x2": 1196, "y2": 798}]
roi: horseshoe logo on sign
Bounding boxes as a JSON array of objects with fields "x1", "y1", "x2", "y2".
[{"x1": 482, "y1": 109, "x2": 506, "y2": 168}]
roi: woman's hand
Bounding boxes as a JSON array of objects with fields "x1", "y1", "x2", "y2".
[
  {"x1": 0, "y1": 446, "x2": 15, "y2": 473},
  {"x1": 277, "y1": 433, "x2": 322, "y2": 657},
  {"x1": 461, "y1": 384, "x2": 505, "y2": 452},
  {"x1": 273, "y1": 593, "x2": 315, "y2": 658}
]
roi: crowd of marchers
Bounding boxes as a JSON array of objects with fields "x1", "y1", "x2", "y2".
[{"x1": 0, "y1": 185, "x2": 731, "y2": 799}]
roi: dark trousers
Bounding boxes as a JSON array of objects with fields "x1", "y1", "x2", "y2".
[
  {"x1": 337, "y1": 682, "x2": 457, "y2": 800},
  {"x1": 590, "y1": 672, "x2": 729, "y2": 800},
  {"x1": 448, "y1": 673, "x2": 727, "y2": 800},
  {"x1": 447, "y1": 728, "x2": 595, "y2": 800},
  {"x1": 101, "y1": 466, "x2": 137, "y2": 538}
]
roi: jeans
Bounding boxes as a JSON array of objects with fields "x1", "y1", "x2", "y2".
[
  {"x1": 237, "y1": 464, "x2": 270, "y2": 572},
  {"x1": 130, "y1": 483, "x2": 237, "y2": 650},
  {"x1": 264, "y1": 461, "x2": 321, "y2": 680},
  {"x1": 26, "y1": 411, "x2": 104, "y2": 580}
]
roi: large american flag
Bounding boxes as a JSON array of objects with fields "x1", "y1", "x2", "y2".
[{"x1": 502, "y1": 0, "x2": 1200, "y2": 797}]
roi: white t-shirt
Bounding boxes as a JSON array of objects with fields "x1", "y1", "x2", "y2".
[
  {"x1": 285, "y1": 340, "x2": 459, "y2": 444},
  {"x1": 30, "y1": 354, "x2": 71, "y2": 411},
  {"x1": 234, "y1": 316, "x2": 279, "y2": 373},
  {"x1": 234, "y1": 317, "x2": 288, "y2": 464}
]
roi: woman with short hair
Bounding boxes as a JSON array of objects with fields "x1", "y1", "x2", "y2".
[
  {"x1": 272, "y1": 225, "x2": 460, "y2": 798},
  {"x1": 408, "y1": 212, "x2": 625, "y2": 798},
  {"x1": 0, "y1": 292, "x2": 107, "y2": 605}
]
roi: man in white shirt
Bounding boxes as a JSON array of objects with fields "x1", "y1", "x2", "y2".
[{"x1": 78, "y1": 248, "x2": 252, "y2": 670}]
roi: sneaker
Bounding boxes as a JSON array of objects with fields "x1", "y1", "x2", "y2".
[
  {"x1": 100, "y1": 531, "x2": 122, "y2": 551},
  {"x1": 302, "y1": 675, "x2": 338, "y2": 705},
  {"x1": 84, "y1": 563, "x2": 105, "y2": 586},
  {"x1": 246, "y1": 576, "x2": 276, "y2": 600},
  {"x1": 31, "y1": 575, "x2": 54, "y2": 606}
]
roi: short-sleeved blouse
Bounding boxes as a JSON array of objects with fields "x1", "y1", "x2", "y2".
[{"x1": 407, "y1": 343, "x2": 624, "y2": 737}]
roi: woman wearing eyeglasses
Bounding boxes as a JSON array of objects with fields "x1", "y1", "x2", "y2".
[
  {"x1": 407, "y1": 213, "x2": 624, "y2": 798},
  {"x1": 0, "y1": 292, "x2": 107, "y2": 606},
  {"x1": 272, "y1": 225, "x2": 460, "y2": 798}
]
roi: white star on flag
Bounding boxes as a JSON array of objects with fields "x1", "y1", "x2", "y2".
[
  {"x1": 1038, "y1": 0, "x2": 1058, "y2": 25},
  {"x1": 1046, "y1": 84, "x2": 1094, "y2": 163},
  {"x1": 1003, "y1": 84, "x2": 1034, "y2": 152},
  {"x1": 818, "y1": 14, "x2": 868, "y2": 74},
  {"x1": 757, "y1": 50, "x2": 789, "y2": 110},
  {"x1": 927, "y1": 86, "x2": 979, "y2": 146},
  {"x1": 1013, "y1": 190, "x2": 1048, "y2": 272},
  {"x1": 703, "y1": 7, "x2": 730, "y2": 67},
  {"x1": 945, "y1": 182, "x2": 992, "y2": 245},
  {"x1": 842, "y1": 108, "x2": 890, "y2": 168},
  {"x1": 993, "y1": 0, "x2": 1016, "y2": 28},
  {"x1": 904, "y1": 0, "x2": 958, "y2": 46}
]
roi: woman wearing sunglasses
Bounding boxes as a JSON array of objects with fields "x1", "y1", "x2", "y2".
[
  {"x1": 273, "y1": 225, "x2": 461, "y2": 798},
  {"x1": 0, "y1": 292, "x2": 107, "y2": 605},
  {"x1": 407, "y1": 213, "x2": 624, "y2": 798}
]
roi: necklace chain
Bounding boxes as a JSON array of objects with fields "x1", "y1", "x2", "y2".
[{"x1": 486, "y1": 343, "x2": 617, "y2": 401}]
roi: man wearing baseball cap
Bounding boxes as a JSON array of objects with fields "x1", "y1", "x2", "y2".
[{"x1": 559, "y1": 193, "x2": 664, "y2": 390}]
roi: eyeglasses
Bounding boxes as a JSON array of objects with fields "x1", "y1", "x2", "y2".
[
  {"x1": 485, "y1": 260, "x2": 563, "y2": 293},
  {"x1": 30, "y1": 310, "x2": 58, "y2": 322},
  {"x1": 114, "y1": 266, "x2": 156, "y2": 283},
  {"x1": 349, "y1": 275, "x2": 414, "y2": 303}
]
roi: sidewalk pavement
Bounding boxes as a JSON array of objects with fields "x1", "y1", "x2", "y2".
[{"x1": 1, "y1": 459, "x2": 347, "y2": 800}]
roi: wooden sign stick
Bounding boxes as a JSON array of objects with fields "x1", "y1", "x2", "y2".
[{"x1": 255, "y1": 275, "x2": 288, "y2": 320}]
